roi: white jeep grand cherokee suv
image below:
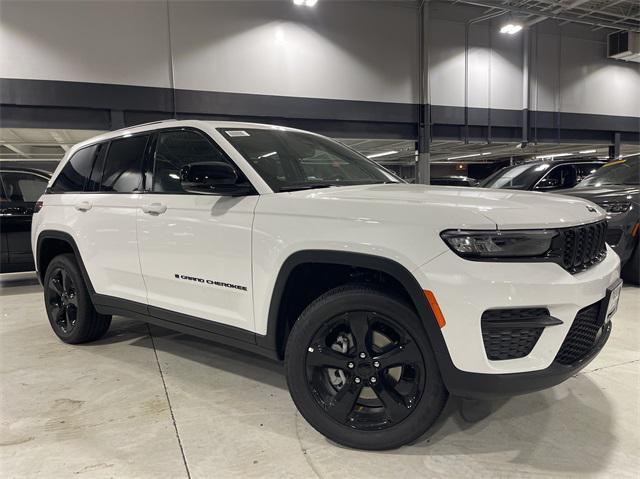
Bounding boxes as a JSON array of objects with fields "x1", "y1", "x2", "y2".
[{"x1": 33, "y1": 120, "x2": 622, "y2": 450}]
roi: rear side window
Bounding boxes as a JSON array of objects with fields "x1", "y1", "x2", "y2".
[
  {"x1": 50, "y1": 145, "x2": 98, "y2": 193},
  {"x1": 100, "y1": 135, "x2": 148, "y2": 193}
]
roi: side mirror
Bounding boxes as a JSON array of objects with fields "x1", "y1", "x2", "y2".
[{"x1": 180, "y1": 162, "x2": 244, "y2": 195}]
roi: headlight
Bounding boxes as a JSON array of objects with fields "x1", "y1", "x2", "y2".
[
  {"x1": 440, "y1": 230, "x2": 558, "y2": 258},
  {"x1": 597, "y1": 201, "x2": 631, "y2": 215}
]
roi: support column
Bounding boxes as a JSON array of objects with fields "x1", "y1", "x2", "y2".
[
  {"x1": 522, "y1": 28, "x2": 530, "y2": 147},
  {"x1": 416, "y1": 0, "x2": 431, "y2": 185},
  {"x1": 608, "y1": 132, "x2": 621, "y2": 160}
]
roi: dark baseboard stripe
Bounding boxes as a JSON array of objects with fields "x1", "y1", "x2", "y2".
[{"x1": 1, "y1": 78, "x2": 638, "y2": 142}]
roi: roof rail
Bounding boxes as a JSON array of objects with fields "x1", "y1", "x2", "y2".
[{"x1": 110, "y1": 118, "x2": 178, "y2": 134}]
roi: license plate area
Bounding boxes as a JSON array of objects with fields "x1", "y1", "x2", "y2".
[{"x1": 603, "y1": 279, "x2": 623, "y2": 324}]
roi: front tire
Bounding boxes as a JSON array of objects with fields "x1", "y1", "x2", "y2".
[
  {"x1": 43, "y1": 253, "x2": 111, "y2": 344},
  {"x1": 285, "y1": 285, "x2": 448, "y2": 450}
]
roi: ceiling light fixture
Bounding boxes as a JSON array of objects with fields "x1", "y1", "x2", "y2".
[
  {"x1": 293, "y1": 0, "x2": 317, "y2": 6},
  {"x1": 447, "y1": 153, "x2": 482, "y2": 160},
  {"x1": 367, "y1": 150, "x2": 398, "y2": 159},
  {"x1": 535, "y1": 152, "x2": 573, "y2": 159},
  {"x1": 579, "y1": 149, "x2": 597, "y2": 154},
  {"x1": 500, "y1": 23, "x2": 523, "y2": 35}
]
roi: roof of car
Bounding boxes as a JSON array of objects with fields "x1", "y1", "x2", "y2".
[{"x1": 69, "y1": 119, "x2": 307, "y2": 155}]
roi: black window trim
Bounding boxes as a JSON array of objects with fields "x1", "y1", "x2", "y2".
[
  {"x1": 144, "y1": 126, "x2": 258, "y2": 196},
  {"x1": 47, "y1": 131, "x2": 151, "y2": 195}
]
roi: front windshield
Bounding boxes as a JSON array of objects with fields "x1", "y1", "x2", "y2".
[
  {"x1": 576, "y1": 157, "x2": 639, "y2": 187},
  {"x1": 219, "y1": 128, "x2": 399, "y2": 192},
  {"x1": 481, "y1": 163, "x2": 550, "y2": 189}
]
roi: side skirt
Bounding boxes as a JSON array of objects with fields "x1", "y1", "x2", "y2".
[{"x1": 93, "y1": 294, "x2": 279, "y2": 360}]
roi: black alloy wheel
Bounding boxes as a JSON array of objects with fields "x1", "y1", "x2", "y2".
[
  {"x1": 285, "y1": 285, "x2": 447, "y2": 450},
  {"x1": 43, "y1": 253, "x2": 112, "y2": 344},
  {"x1": 47, "y1": 267, "x2": 79, "y2": 334},
  {"x1": 305, "y1": 311, "x2": 424, "y2": 430}
]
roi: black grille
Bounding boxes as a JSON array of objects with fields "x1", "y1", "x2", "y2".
[
  {"x1": 555, "y1": 301, "x2": 605, "y2": 365},
  {"x1": 481, "y1": 308, "x2": 548, "y2": 360},
  {"x1": 558, "y1": 221, "x2": 607, "y2": 274}
]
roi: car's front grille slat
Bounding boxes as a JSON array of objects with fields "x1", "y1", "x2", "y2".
[{"x1": 559, "y1": 220, "x2": 607, "y2": 274}]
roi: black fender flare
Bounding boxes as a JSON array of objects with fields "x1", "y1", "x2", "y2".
[
  {"x1": 256, "y1": 250, "x2": 454, "y2": 373},
  {"x1": 36, "y1": 230, "x2": 97, "y2": 295}
]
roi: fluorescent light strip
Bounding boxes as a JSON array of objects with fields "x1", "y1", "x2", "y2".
[
  {"x1": 447, "y1": 153, "x2": 481, "y2": 160},
  {"x1": 367, "y1": 150, "x2": 398, "y2": 159},
  {"x1": 258, "y1": 151, "x2": 277, "y2": 158},
  {"x1": 535, "y1": 153, "x2": 573, "y2": 159},
  {"x1": 579, "y1": 149, "x2": 597, "y2": 154}
]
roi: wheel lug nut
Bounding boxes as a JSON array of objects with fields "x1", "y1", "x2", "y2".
[
  {"x1": 354, "y1": 377, "x2": 361, "y2": 384},
  {"x1": 359, "y1": 352, "x2": 366, "y2": 359},
  {"x1": 347, "y1": 362, "x2": 354, "y2": 369},
  {"x1": 370, "y1": 377, "x2": 377, "y2": 384},
  {"x1": 373, "y1": 361, "x2": 380, "y2": 368}
]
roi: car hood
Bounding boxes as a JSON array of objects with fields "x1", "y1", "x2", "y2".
[
  {"x1": 288, "y1": 184, "x2": 606, "y2": 229},
  {"x1": 558, "y1": 185, "x2": 640, "y2": 204}
]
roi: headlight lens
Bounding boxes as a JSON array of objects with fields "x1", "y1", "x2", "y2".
[
  {"x1": 597, "y1": 201, "x2": 631, "y2": 215},
  {"x1": 440, "y1": 230, "x2": 557, "y2": 258}
]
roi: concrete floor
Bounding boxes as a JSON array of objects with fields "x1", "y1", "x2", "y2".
[{"x1": 1, "y1": 275, "x2": 638, "y2": 478}]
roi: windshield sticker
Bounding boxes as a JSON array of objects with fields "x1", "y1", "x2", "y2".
[{"x1": 226, "y1": 130, "x2": 250, "y2": 137}]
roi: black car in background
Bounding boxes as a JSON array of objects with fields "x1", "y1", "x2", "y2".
[
  {"x1": 481, "y1": 159, "x2": 605, "y2": 191},
  {"x1": 560, "y1": 156, "x2": 639, "y2": 285},
  {"x1": 0, "y1": 166, "x2": 51, "y2": 273},
  {"x1": 430, "y1": 176, "x2": 479, "y2": 187}
]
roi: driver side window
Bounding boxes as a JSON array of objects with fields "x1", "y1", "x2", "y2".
[
  {"x1": 536, "y1": 165, "x2": 576, "y2": 190},
  {"x1": 152, "y1": 130, "x2": 241, "y2": 193}
]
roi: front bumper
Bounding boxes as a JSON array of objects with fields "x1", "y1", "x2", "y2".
[{"x1": 413, "y1": 246, "x2": 620, "y2": 397}]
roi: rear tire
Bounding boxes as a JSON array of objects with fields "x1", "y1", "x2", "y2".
[
  {"x1": 43, "y1": 253, "x2": 111, "y2": 344},
  {"x1": 621, "y1": 242, "x2": 639, "y2": 285},
  {"x1": 285, "y1": 284, "x2": 448, "y2": 450}
]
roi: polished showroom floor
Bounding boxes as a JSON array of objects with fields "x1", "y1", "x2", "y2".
[{"x1": 1, "y1": 274, "x2": 638, "y2": 478}]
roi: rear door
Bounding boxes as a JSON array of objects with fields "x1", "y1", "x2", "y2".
[
  {"x1": 48, "y1": 136, "x2": 149, "y2": 305},
  {"x1": 137, "y1": 129, "x2": 257, "y2": 331},
  {"x1": 0, "y1": 170, "x2": 49, "y2": 269}
]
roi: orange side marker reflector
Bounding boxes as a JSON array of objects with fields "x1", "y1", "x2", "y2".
[
  {"x1": 424, "y1": 290, "x2": 446, "y2": 328},
  {"x1": 631, "y1": 223, "x2": 640, "y2": 237}
]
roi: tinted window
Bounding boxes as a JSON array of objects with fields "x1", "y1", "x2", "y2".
[
  {"x1": 152, "y1": 130, "x2": 241, "y2": 193},
  {"x1": 101, "y1": 135, "x2": 148, "y2": 193},
  {"x1": 85, "y1": 142, "x2": 109, "y2": 192},
  {"x1": 481, "y1": 163, "x2": 547, "y2": 190},
  {"x1": 50, "y1": 145, "x2": 98, "y2": 192},
  {"x1": 0, "y1": 171, "x2": 49, "y2": 203},
  {"x1": 535, "y1": 164, "x2": 577, "y2": 190},
  {"x1": 219, "y1": 128, "x2": 398, "y2": 192},
  {"x1": 578, "y1": 157, "x2": 640, "y2": 187},
  {"x1": 574, "y1": 163, "x2": 603, "y2": 182}
]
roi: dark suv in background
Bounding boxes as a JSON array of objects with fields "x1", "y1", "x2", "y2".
[
  {"x1": 0, "y1": 166, "x2": 51, "y2": 273},
  {"x1": 560, "y1": 156, "x2": 639, "y2": 285},
  {"x1": 481, "y1": 159, "x2": 605, "y2": 191}
]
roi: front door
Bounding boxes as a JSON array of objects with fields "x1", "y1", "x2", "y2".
[
  {"x1": 137, "y1": 129, "x2": 257, "y2": 332},
  {"x1": 0, "y1": 170, "x2": 49, "y2": 270}
]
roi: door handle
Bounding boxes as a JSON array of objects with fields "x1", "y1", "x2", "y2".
[
  {"x1": 74, "y1": 201, "x2": 92, "y2": 212},
  {"x1": 142, "y1": 203, "x2": 167, "y2": 215}
]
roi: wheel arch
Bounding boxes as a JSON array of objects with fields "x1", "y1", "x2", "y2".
[
  {"x1": 257, "y1": 250, "x2": 449, "y2": 364},
  {"x1": 36, "y1": 230, "x2": 96, "y2": 294}
]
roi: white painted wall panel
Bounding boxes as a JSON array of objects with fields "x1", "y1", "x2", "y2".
[
  {"x1": 0, "y1": 0, "x2": 172, "y2": 88},
  {"x1": 169, "y1": 1, "x2": 418, "y2": 103}
]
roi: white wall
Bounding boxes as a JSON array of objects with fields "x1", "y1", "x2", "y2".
[
  {"x1": 0, "y1": 0, "x2": 638, "y2": 118},
  {"x1": 0, "y1": 0, "x2": 419, "y2": 104},
  {"x1": 427, "y1": 7, "x2": 640, "y2": 118}
]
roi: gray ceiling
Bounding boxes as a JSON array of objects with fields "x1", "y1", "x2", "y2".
[{"x1": 444, "y1": 0, "x2": 640, "y2": 32}]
